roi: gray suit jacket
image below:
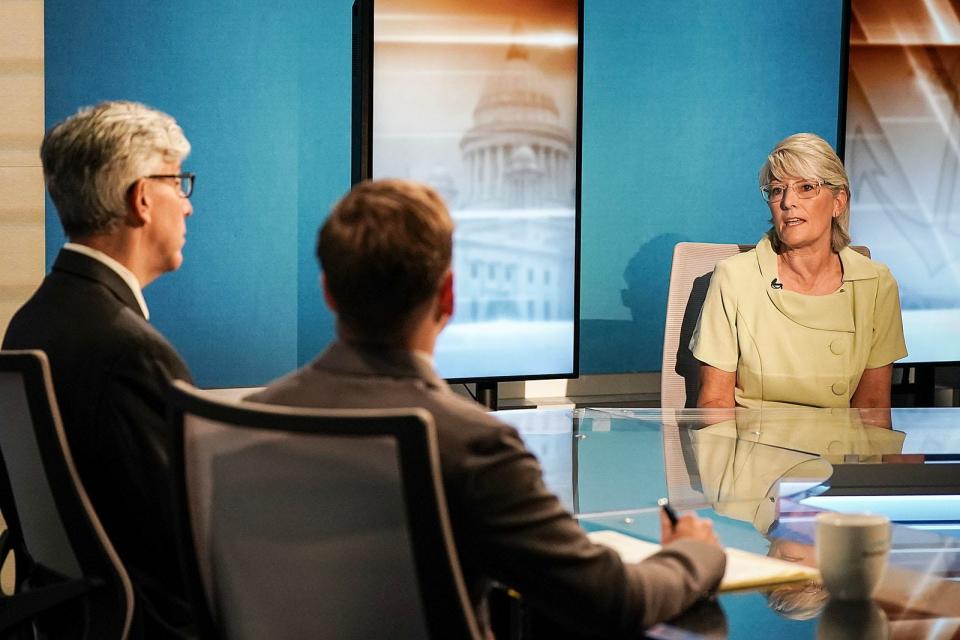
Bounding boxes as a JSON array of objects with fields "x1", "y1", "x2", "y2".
[{"x1": 248, "y1": 341, "x2": 725, "y2": 638}]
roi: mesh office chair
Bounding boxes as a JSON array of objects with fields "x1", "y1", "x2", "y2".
[
  {"x1": 661, "y1": 242, "x2": 870, "y2": 408},
  {"x1": 661, "y1": 243, "x2": 753, "y2": 409},
  {"x1": 0, "y1": 350, "x2": 133, "y2": 638},
  {"x1": 166, "y1": 380, "x2": 482, "y2": 640}
]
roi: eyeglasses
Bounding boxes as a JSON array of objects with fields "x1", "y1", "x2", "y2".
[
  {"x1": 760, "y1": 179, "x2": 822, "y2": 203},
  {"x1": 143, "y1": 172, "x2": 195, "y2": 198}
]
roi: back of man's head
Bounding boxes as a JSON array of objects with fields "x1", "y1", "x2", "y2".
[
  {"x1": 318, "y1": 179, "x2": 453, "y2": 344},
  {"x1": 41, "y1": 100, "x2": 190, "y2": 238}
]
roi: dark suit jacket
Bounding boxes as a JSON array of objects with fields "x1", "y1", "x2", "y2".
[
  {"x1": 3, "y1": 249, "x2": 195, "y2": 638},
  {"x1": 248, "y1": 340, "x2": 726, "y2": 638}
]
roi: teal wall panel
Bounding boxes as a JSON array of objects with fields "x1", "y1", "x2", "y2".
[
  {"x1": 579, "y1": 2, "x2": 846, "y2": 372},
  {"x1": 44, "y1": 1, "x2": 845, "y2": 384},
  {"x1": 44, "y1": 0, "x2": 350, "y2": 387}
]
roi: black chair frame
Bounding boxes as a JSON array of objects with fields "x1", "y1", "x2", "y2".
[
  {"x1": 0, "y1": 350, "x2": 132, "y2": 637},
  {"x1": 166, "y1": 379, "x2": 481, "y2": 640}
]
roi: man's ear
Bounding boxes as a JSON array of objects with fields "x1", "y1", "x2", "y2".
[
  {"x1": 437, "y1": 270, "x2": 454, "y2": 319},
  {"x1": 125, "y1": 179, "x2": 149, "y2": 228},
  {"x1": 321, "y1": 274, "x2": 338, "y2": 312}
]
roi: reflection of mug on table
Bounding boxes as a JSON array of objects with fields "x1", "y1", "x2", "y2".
[
  {"x1": 815, "y1": 513, "x2": 890, "y2": 601},
  {"x1": 817, "y1": 599, "x2": 888, "y2": 639}
]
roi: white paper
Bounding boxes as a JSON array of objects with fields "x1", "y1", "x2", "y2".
[{"x1": 587, "y1": 529, "x2": 820, "y2": 591}]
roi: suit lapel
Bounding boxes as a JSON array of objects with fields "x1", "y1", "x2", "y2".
[{"x1": 52, "y1": 249, "x2": 145, "y2": 319}]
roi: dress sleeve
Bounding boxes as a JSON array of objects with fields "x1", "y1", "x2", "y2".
[
  {"x1": 865, "y1": 265, "x2": 908, "y2": 368},
  {"x1": 690, "y1": 261, "x2": 740, "y2": 372}
]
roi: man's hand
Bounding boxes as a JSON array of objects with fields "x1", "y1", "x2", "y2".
[{"x1": 660, "y1": 509, "x2": 720, "y2": 547}]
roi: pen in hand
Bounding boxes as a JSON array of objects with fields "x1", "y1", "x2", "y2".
[
  {"x1": 658, "y1": 497, "x2": 679, "y2": 531},
  {"x1": 658, "y1": 498, "x2": 721, "y2": 547}
]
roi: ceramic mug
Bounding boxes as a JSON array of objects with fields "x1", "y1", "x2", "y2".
[{"x1": 815, "y1": 512, "x2": 890, "y2": 600}]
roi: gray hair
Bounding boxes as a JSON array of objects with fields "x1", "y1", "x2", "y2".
[
  {"x1": 40, "y1": 101, "x2": 191, "y2": 237},
  {"x1": 759, "y1": 133, "x2": 851, "y2": 253}
]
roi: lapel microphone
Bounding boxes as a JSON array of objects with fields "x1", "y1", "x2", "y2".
[{"x1": 770, "y1": 278, "x2": 783, "y2": 289}]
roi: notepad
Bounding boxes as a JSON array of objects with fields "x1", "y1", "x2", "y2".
[{"x1": 587, "y1": 530, "x2": 820, "y2": 592}]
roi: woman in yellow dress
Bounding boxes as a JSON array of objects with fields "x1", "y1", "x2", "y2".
[{"x1": 691, "y1": 133, "x2": 907, "y2": 408}]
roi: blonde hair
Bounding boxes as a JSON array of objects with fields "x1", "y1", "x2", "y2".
[
  {"x1": 759, "y1": 133, "x2": 851, "y2": 253},
  {"x1": 765, "y1": 581, "x2": 827, "y2": 621}
]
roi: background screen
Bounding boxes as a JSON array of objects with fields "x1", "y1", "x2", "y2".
[
  {"x1": 41, "y1": 1, "x2": 844, "y2": 387},
  {"x1": 369, "y1": 0, "x2": 580, "y2": 380},
  {"x1": 845, "y1": 1, "x2": 960, "y2": 364}
]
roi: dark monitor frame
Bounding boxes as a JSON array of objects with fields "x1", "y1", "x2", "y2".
[{"x1": 834, "y1": 0, "x2": 851, "y2": 160}]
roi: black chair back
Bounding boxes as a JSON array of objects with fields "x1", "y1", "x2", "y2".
[
  {"x1": 0, "y1": 350, "x2": 133, "y2": 638},
  {"x1": 167, "y1": 380, "x2": 481, "y2": 640}
]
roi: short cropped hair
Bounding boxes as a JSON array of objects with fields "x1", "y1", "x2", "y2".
[
  {"x1": 318, "y1": 179, "x2": 454, "y2": 343},
  {"x1": 759, "y1": 133, "x2": 851, "y2": 253},
  {"x1": 40, "y1": 101, "x2": 191, "y2": 238}
]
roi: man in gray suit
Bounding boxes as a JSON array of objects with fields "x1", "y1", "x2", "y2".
[{"x1": 249, "y1": 179, "x2": 725, "y2": 638}]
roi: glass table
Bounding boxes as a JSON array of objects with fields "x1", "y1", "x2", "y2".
[{"x1": 497, "y1": 407, "x2": 960, "y2": 639}]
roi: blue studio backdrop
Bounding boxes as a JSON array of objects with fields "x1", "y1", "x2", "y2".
[{"x1": 45, "y1": 1, "x2": 845, "y2": 387}]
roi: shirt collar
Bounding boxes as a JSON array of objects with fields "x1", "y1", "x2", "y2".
[
  {"x1": 63, "y1": 243, "x2": 150, "y2": 320},
  {"x1": 755, "y1": 234, "x2": 877, "y2": 284},
  {"x1": 412, "y1": 349, "x2": 436, "y2": 369},
  {"x1": 837, "y1": 245, "x2": 877, "y2": 282},
  {"x1": 755, "y1": 234, "x2": 858, "y2": 332},
  {"x1": 315, "y1": 340, "x2": 448, "y2": 391}
]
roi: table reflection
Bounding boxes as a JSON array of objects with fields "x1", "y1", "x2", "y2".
[
  {"x1": 497, "y1": 407, "x2": 960, "y2": 638},
  {"x1": 677, "y1": 408, "x2": 906, "y2": 534}
]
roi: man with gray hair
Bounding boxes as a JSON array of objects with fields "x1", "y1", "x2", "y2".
[{"x1": 3, "y1": 101, "x2": 197, "y2": 637}]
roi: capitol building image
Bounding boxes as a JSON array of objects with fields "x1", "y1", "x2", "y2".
[
  {"x1": 459, "y1": 42, "x2": 576, "y2": 210},
  {"x1": 443, "y1": 40, "x2": 576, "y2": 327}
]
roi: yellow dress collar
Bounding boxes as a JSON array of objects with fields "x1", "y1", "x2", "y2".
[{"x1": 754, "y1": 235, "x2": 875, "y2": 332}]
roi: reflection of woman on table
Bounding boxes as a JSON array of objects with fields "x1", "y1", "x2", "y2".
[
  {"x1": 687, "y1": 410, "x2": 905, "y2": 531},
  {"x1": 692, "y1": 133, "x2": 907, "y2": 409},
  {"x1": 689, "y1": 418, "x2": 833, "y2": 534}
]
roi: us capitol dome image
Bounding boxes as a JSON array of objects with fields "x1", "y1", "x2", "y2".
[
  {"x1": 459, "y1": 41, "x2": 575, "y2": 210},
  {"x1": 446, "y1": 40, "x2": 576, "y2": 333}
]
